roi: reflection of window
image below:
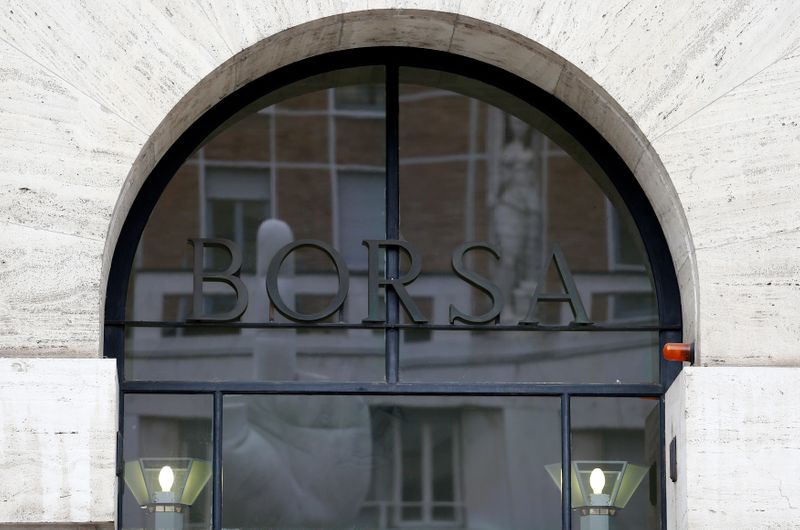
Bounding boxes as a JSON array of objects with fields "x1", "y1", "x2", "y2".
[
  {"x1": 337, "y1": 171, "x2": 384, "y2": 269},
  {"x1": 335, "y1": 85, "x2": 385, "y2": 110},
  {"x1": 205, "y1": 166, "x2": 270, "y2": 273},
  {"x1": 609, "y1": 292, "x2": 657, "y2": 324},
  {"x1": 361, "y1": 408, "x2": 463, "y2": 528},
  {"x1": 607, "y1": 202, "x2": 646, "y2": 270}
]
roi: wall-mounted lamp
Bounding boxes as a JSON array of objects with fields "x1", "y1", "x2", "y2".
[
  {"x1": 124, "y1": 458, "x2": 211, "y2": 530},
  {"x1": 545, "y1": 460, "x2": 648, "y2": 530}
]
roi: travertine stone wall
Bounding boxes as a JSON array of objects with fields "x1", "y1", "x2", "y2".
[
  {"x1": 653, "y1": 47, "x2": 800, "y2": 366},
  {"x1": 0, "y1": 359, "x2": 117, "y2": 525},
  {"x1": 666, "y1": 367, "x2": 800, "y2": 529}
]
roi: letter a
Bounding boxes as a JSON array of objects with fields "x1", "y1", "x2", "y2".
[{"x1": 519, "y1": 246, "x2": 592, "y2": 325}]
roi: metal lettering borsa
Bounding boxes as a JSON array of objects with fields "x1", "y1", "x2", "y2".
[{"x1": 188, "y1": 238, "x2": 592, "y2": 326}]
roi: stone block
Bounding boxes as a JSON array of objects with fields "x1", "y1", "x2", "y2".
[
  {"x1": 666, "y1": 367, "x2": 800, "y2": 529},
  {"x1": 0, "y1": 359, "x2": 117, "y2": 524}
]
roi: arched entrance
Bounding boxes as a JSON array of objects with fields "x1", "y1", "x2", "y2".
[{"x1": 106, "y1": 48, "x2": 682, "y2": 529}]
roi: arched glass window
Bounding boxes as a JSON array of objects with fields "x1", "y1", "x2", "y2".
[{"x1": 106, "y1": 48, "x2": 682, "y2": 530}]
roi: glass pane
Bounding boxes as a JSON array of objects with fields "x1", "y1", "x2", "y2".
[
  {"x1": 401, "y1": 330, "x2": 659, "y2": 384},
  {"x1": 398, "y1": 67, "x2": 659, "y2": 383},
  {"x1": 124, "y1": 327, "x2": 383, "y2": 382},
  {"x1": 571, "y1": 397, "x2": 661, "y2": 530},
  {"x1": 125, "y1": 66, "x2": 385, "y2": 382},
  {"x1": 222, "y1": 395, "x2": 561, "y2": 529},
  {"x1": 121, "y1": 394, "x2": 212, "y2": 529}
]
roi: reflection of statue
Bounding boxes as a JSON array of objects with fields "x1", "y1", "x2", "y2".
[
  {"x1": 224, "y1": 220, "x2": 372, "y2": 528},
  {"x1": 489, "y1": 115, "x2": 544, "y2": 318},
  {"x1": 222, "y1": 395, "x2": 372, "y2": 527},
  {"x1": 250, "y1": 219, "x2": 297, "y2": 379}
]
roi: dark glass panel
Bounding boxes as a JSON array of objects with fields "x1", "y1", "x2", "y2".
[
  {"x1": 401, "y1": 419, "x2": 423, "y2": 507},
  {"x1": 222, "y1": 395, "x2": 560, "y2": 529},
  {"x1": 401, "y1": 330, "x2": 658, "y2": 384},
  {"x1": 431, "y1": 419, "x2": 456, "y2": 503},
  {"x1": 124, "y1": 327, "x2": 383, "y2": 382}
]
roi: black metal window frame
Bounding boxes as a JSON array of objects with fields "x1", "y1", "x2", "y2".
[{"x1": 105, "y1": 47, "x2": 683, "y2": 530}]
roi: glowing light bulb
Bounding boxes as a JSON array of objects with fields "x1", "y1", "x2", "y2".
[
  {"x1": 158, "y1": 465, "x2": 175, "y2": 492},
  {"x1": 589, "y1": 467, "x2": 605, "y2": 495}
]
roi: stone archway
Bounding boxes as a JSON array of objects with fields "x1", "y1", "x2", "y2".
[{"x1": 102, "y1": 10, "x2": 697, "y2": 351}]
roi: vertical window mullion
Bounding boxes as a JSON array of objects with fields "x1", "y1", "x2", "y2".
[
  {"x1": 561, "y1": 393, "x2": 572, "y2": 530},
  {"x1": 212, "y1": 391, "x2": 223, "y2": 530},
  {"x1": 385, "y1": 61, "x2": 400, "y2": 383}
]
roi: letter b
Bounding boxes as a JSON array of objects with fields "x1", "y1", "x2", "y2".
[{"x1": 188, "y1": 238, "x2": 249, "y2": 322}]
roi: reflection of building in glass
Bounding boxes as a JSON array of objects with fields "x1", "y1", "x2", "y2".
[
  {"x1": 123, "y1": 72, "x2": 662, "y2": 529},
  {"x1": 128, "y1": 75, "x2": 658, "y2": 380}
]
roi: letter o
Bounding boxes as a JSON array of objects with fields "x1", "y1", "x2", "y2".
[{"x1": 266, "y1": 239, "x2": 350, "y2": 322}]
